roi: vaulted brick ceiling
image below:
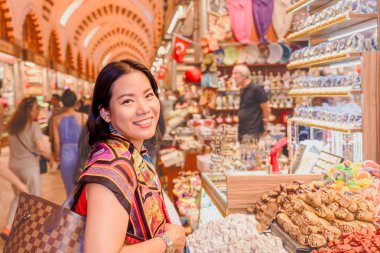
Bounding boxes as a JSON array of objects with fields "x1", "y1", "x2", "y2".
[{"x1": 43, "y1": 0, "x2": 164, "y2": 68}]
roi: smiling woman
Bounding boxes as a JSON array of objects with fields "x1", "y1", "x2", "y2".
[{"x1": 73, "y1": 60, "x2": 186, "y2": 253}]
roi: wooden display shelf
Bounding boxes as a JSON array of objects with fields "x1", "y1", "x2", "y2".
[
  {"x1": 287, "y1": 13, "x2": 377, "y2": 41},
  {"x1": 210, "y1": 108, "x2": 238, "y2": 112},
  {"x1": 289, "y1": 117, "x2": 362, "y2": 133},
  {"x1": 286, "y1": 0, "x2": 331, "y2": 14},
  {"x1": 270, "y1": 87, "x2": 292, "y2": 91},
  {"x1": 270, "y1": 107, "x2": 294, "y2": 110},
  {"x1": 217, "y1": 63, "x2": 287, "y2": 68},
  {"x1": 288, "y1": 87, "x2": 362, "y2": 97},
  {"x1": 287, "y1": 52, "x2": 362, "y2": 69},
  {"x1": 202, "y1": 172, "x2": 322, "y2": 217},
  {"x1": 217, "y1": 89, "x2": 240, "y2": 93}
]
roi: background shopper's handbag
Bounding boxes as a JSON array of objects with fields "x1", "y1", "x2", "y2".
[
  {"x1": 39, "y1": 157, "x2": 48, "y2": 174},
  {"x1": 3, "y1": 183, "x2": 85, "y2": 252},
  {"x1": 16, "y1": 135, "x2": 48, "y2": 174}
]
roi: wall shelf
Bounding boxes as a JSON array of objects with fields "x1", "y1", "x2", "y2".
[
  {"x1": 287, "y1": 52, "x2": 362, "y2": 69},
  {"x1": 217, "y1": 89, "x2": 240, "y2": 93},
  {"x1": 287, "y1": 13, "x2": 377, "y2": 41},
  {"x1": 211, "y1": 108, "x2": 238, "y2": 112},
  {"x1": 286, "y1": 0, "x2": 331, "y2": 14},
  {"x1": 270, "y1": 107, "x2": 294, "y2": 110},
  {"x1": 289, "y1": 117, "x2": 362, "y2": 133},
  {"x1": 217, "y1": 63, "x2": 287, "y2": 68},
  {"x1": 288, "y1": 87, "x2": 362, "y2": 97}
]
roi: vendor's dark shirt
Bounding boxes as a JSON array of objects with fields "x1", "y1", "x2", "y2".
[{"x1": 238, "y1": 82, "x2": 268, "y2": 137}]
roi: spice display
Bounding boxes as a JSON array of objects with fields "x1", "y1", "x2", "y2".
[{"x1": 187, "y1": 214, "x2": 287, "y2": 253}]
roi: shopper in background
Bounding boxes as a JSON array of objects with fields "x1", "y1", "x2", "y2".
[
  {"x1": 46, "y1": 94, "x2": 63, "y2": 172},
  {"x1": 1, "y1": 97, "x2": 51, "y2": 240},
  {"x1": 52, "y1": 89, "x2": 87, "y2": 195},
  {"x1": 0, "y1": 80, "x2": 7, "y2": 154},
  {"x1": 73, "y1": 60, "x2": 185, "y2": 252},
  {"x1": 78, "y1": 95, "x2": 92, "y2": 114},
  {"x1": 232, "y1": 65, "x2": 270, "y2": 140},
  {"x1": 0, "y1": 163, "x2": 29, "y2": 240},
  {"x1": 47, "y1": 94, "x2": 63, "y2": 137},
  {"x1": 0, "y1": 163, "x2": 29, "y2": 193}
]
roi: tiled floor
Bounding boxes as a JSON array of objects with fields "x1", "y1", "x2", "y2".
[{"x1": 0, "y1": 147, "x2": 66, "y2": 252}]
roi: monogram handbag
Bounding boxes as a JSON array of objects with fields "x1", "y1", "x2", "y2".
[{"x1": 4, "y1": 183, "x2": 85, "y2": 252}]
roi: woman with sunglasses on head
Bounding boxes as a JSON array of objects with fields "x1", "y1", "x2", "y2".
[
  {"x1": 73, "y1": 60, "x2": 186, "y2": 253},
  {"x1": 1, "y1": 97, "x2": 51, "y2": 240}
]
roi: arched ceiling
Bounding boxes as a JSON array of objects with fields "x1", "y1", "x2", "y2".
[{"x1": 38, "y1": 0, "x2": 164, "y2": 68}]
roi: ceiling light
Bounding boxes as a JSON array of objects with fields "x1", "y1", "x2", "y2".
[
  {"x1": 131, "y1": 0, "x2": 153, "y2": 23},
  {"x1": 102, "y1": 52, "x2": 112, "y2": 67},
  {"x1": 60, "y1": 0, "x2": 84, "y2": 27},
  {"x1": 83, "y1": 25, "x2": 101, "y2": 48},
  {"x1": 25, "y1": 61, "x2": 36, "y2": 67},
  {"x1": 167, "y1": 6, "x2": 184, "y2": 34},
  {"x1": 158, "y1": 46, "x2": 165, "y2": 55}
]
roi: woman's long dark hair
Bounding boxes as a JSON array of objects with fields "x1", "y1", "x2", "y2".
[
  {"x1": 87, "y1": 59, "x2": 165, "y2": 147},
  {"x1": 7, "y1": 96, "x2": 37, "y2": 135}
]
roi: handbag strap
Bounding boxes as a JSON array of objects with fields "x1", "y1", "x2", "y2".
[
  {"x1": 45, "y1": 182, "x2": 84, "y2": 232},
  {"x1": 16, "y1": 134, "x2": 38, "y2": 157}
]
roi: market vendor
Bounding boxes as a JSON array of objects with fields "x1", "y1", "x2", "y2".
[{"x1": 232, "y1": 65, "x2": 270, "y2": 141}]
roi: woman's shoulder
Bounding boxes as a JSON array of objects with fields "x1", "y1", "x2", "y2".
[
  {"x1": 85, "y1": 141, "x2": 134, "y2": 168},
  {"x1": 74, "y1": 111, "x2": 88, "y2": 125},
  {"x1": 52, "y1": 113, "x2": 63, "y2": 125},
  {"x1": 30, "y1": 121, "x2": 42, "y2": 131},
  {"x1": 79, "y1": 141, "x2": 138, "y2": 197}
]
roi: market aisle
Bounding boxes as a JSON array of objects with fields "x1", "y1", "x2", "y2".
[{"x1": 0, "y1": 147, "x2": 66, "y2": 252}]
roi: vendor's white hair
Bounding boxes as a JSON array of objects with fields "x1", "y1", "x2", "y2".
[{"x1": 233, "y1": 65, "x2": 251, "y2": 80}]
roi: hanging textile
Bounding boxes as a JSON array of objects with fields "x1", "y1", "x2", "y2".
[
  {"x1": 272, "y1": 0, "x2": 294, "y2": 42},
  {"x1": 253, "y1": 0, "x2": 274, "y2": 42},
  {"x1": 227, "y1": 0, "x2": 252, "y2": 43}
]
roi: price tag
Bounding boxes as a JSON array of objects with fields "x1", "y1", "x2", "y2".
[{"x1": 256, "y1": 202, "x2": 278, "y2": 233}]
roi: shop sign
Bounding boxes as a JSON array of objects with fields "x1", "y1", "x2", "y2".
[
  {"x1": 0, "y1": 52, "x2": 16, "y2": 64},
  {"x1": 0, "y1": 39, "x2": 15, "y2": 56},
  {"x1": 67, "y1": 68, "x2": 77, "y2": 76},
  {"x1": 34, "y1": 54, "x2": 47, "y2": 67},
  {"x1": 56, "y1": 63, "x2": 66, "y2": 73}
]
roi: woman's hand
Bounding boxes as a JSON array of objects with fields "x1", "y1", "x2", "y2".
[
  {"x1": 16, "y1": 182, "x2": 29, "y2": 193},
  {"x1": 164, "y1": 223, "x2": 186, "y2": 253}
]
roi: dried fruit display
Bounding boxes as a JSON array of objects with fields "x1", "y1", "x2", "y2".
[
  {"x1": 312, "y1": 228, "x2": 380, "y2": 253},
  {"x1": 248, "y1": 182, "x2": 376, "y2": 248}
]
